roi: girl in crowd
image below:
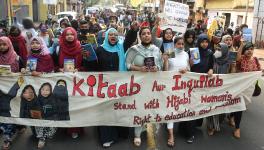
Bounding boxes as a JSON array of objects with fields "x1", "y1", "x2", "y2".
[
  {"x1": 0, "y1": 37, "x2": 24, "y2": 150},
  {"x1": 35, "y1": 83, "x2": 58, "y2": 149},
  {"x1": 0, "y1": 37, "x2": 23, "y2": 72},
  {"x1": 232, "y1": 41, "x2": 261, "y2": 138},
  {"x1": 126, "y1": 27, "x2": 163, "y2": 147},
  {"x1": 22, "y1": 37, "x2": 54, "y2": 76},
  {"x1": 186, "y1": 33, "x2": 214, "y2": 143},
  {"x1": 206, "y1": 43, "x2": 231, "y2": 136},
  {"x1": 38, "y1": 23, "x2": 54, "y2": 48},
  {"x1": 184, "y1": 29, "x2": 196, "y2": 53},
  {"x1": 96, "y1": 28, "x2": 127, "y2": 148},
  {"x1": 222, "y1": 34, "x2": 236, "y2": 51},
  {"x1": 163, "y1": 37, "x2": 190, "y2": 147},
  {"x1": 55, "y1": 27, "x2": 83, "y2": 72},
  {"x1": 55, "y1": 27, "x2": 83, "y2": 138},
  {"x1": 151, "y1": 20, "x2": 174, "y2": 54},
  {"x1": 21, "y1": 18, "x2": 38, "y2": 50},
  {"x1": 8, "y1": 26, "x2": 28, "y2": 64}
]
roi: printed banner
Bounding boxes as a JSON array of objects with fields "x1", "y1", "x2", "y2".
[
  {"x1": 159, "y1": 0, "x2": 189, "y2": 34},
  {"x1": 0, "y1": 71, "x2": 261, "y2": 127}
]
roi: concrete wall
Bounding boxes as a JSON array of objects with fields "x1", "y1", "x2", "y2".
[
  {"x1": 253, "y1": 0, "x2": 264, "y2": 47},
  {"x1": 208, "y1": 10, "x2": 254, "y2": 28}
]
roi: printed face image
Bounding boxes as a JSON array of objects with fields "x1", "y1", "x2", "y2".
[
  {"x1": 23, "y1": 88, "x2": 35, "y2": 101},
  {"x1": 0, "y1": 40, "x2": 8, "y2": 53},
  {"x1": 64, "y1": 63, "x2": 74, "y2": 72},
  {"x1": 66, "y1": 31, "x2": 75, "y2": 42},
  {"x1": 41, "y1": 85, "x2": 51, "y2": 97},
  {"x1": 58, "y1": 81, "x2": 66, "y2": 87}
]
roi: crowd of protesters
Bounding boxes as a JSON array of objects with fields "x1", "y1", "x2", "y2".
[{"x1": 0, "y1": 8, "x2": 263, "y2": 149}]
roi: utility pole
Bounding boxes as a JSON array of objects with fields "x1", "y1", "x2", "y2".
[{"x1": 245, "y1": 0, "x2": 249, "y2": 24}]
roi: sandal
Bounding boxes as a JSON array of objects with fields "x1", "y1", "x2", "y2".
[
  {"x1": 167, "y1": 138, "x2": 175, "y2": 147},
  {"x1": 133, "y1": 137, "x2": 141, "y2": 147},
  {"x1": 37, "y1": 139, "x2": 45, "y2": 149},
  {"x1": 229, "y1": 117, "x2": 235, "y2": 128},
  {"x1": 2, "y1": 141, "x2": 10, "y2": 150},
  {"x1": 208, "y1": 128, "x2": 215, "y2": 136}
]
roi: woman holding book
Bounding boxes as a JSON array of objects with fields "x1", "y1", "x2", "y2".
[
  {"x1": 151, "y1": 19, "x2": 174, "y2": 54},
  {"x1": 54, "y1": 27, "x2": 83, "y2": 73},
  {"x1": 95, "y1": 28, "x2": 127, "y2": 148},
  {"x1": 231, "y1": 41, "x2": 261, "y2": 139},
  {"x1": 126, "y1": 26, "x2": 163, "y2": 147},
  {"x1": 163, "y1": 36, "x2": 190, "y2": 147},
  {"x1": 22, "y1": 37, "x2": 54, "y2": 76},
  {"x1": 55, "y1": 27, "x2": 83, "y2": 139},
  {"x1": 187, "y1": 33, "x2": 214, "y2": 143}
]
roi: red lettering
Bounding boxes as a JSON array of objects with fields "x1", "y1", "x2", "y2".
[
  {"x1": 129, "y1": 75, "x2": 140, "y2": 96},
  {"x1": 172, "y1": 75, "x2": 182, "y2": 91},
  {"x1": 118, "y1": 83, "x2": 128, "y2": 97},
  {"x1": 97, "y1": 74, "x2": 108, "y2": 98},
  {"x1": 108, "y1": 84, "x2": 117, "y2": 98},
  {"x1": 72, "y1": 77, "x2": 85, "y2": 96},
  {"x1": 87, "y1": 75, "x2": 96, "y2": 96}
]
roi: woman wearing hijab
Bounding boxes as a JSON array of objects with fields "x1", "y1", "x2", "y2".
[
  {"x1": 55, "y1": 27, "x2": 83, "y2": 72},
  {"x1": 151, "y1": 20, "x2": 174, "y2": 53},
  {"x1": 8, "y1": 26, "x2": 28, "y2": 64},
  {"x1": 207, "y1": 43, "x2": 230, "y2": 136},
  {"x1": 0, "y1": 37, "x2": 23, "y2": 149},
  {"x1": 184, "y1": 34, "x2": 214, "y2": 144},
  {"x1": 95, "y1": 28, "x2": 127, "y2": 148},
  {"x1": 24, "y1": 37, "x2": 54, "y2": 76},
  {"x1": 54, "y1": 27, "x2": 83, "y2": 139},
  {"x1": 126, "y1": 27, "x2": 164, "y2": 147},
  {"x1": 0, "y1": 36, "x2": 23, "y2": 72}
]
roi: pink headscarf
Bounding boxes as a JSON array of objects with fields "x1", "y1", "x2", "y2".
[
  {"x1": 0, "y1": 37, "x2": 19, "y2": 72},
  {"x1": 29, "y1": 36, "x2": 50, "y2": 56},
  {"x1": 28, "y1": 36, "x2": 54, "y2": 73}
]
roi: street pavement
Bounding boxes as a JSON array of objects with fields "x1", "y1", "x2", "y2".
[{"x1": 1, "y1": 49, "x2": 264, "y2": 150}]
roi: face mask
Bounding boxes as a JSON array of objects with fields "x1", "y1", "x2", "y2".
[
  {"x1": 80, "y1": 29, "x2": 89, "y2": 35},
  {"x1": 175, "y1": 47, "x2": 184, "y2": 53},
  {"x1": 40, "y1": 28, "x2": 47, "y2": 33},
  {"x1": 213, "y1": 51, "x2": 222, "y2": 58},
  {"x1": 31, "y1": 49, "x2": 41, "y2": 54}
]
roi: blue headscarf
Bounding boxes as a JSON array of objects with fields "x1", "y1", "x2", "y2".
[{"x1": 102, "y1": 28, "x2": 126, "y2": 71}]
